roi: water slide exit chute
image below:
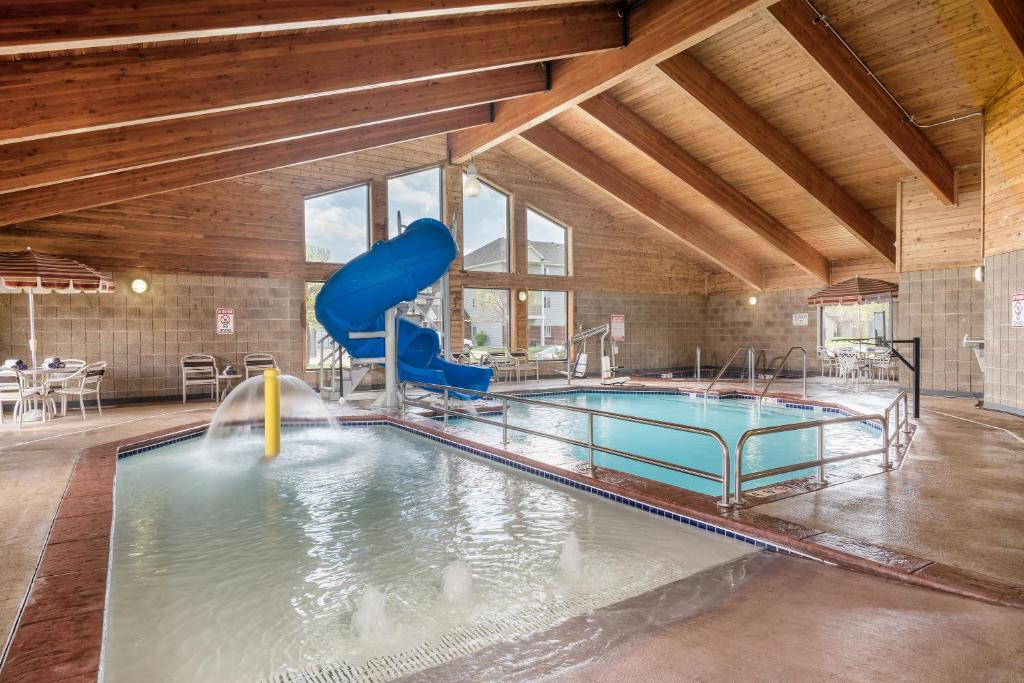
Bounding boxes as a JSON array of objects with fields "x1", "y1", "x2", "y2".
[{"x1": 314, "y1": 218, "x2": 492, "y2": 397}]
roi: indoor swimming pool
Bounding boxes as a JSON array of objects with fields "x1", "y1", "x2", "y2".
[
  {"x1": 103, "y1": 425, "x2": 753, "y2": 682},
  {"x1": 444, "y1": 390, "x2": 880, "y2": 496}
]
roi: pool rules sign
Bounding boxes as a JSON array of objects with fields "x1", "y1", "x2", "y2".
[
  {"x1": 217, "y1": 307, "x2": 235, "y2": 335},
  {"x1": 1013, "y1": 293, "x2": 1024, "y2": 329}
]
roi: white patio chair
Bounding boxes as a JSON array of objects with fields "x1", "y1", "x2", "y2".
[
  {"x1": 510, "y1": 348, "x2": 540, "y2": 381},
  {"x1": 243, "y1": 353, "x2": 278, "y2": 379},
  {"x1": 816, "y1": 347, "x2": 835, "y2": 383},
  {"x1": 0, "y1": 369, "x2": 55, "y2": 427},
  {"x1": 870, "y1": 350, "x2": 896, "y2": 383},
  {"x1": 486, "y1": 348, "x2": 517, "y2": 382},
  {"x1": 49, "y1": 361, "x2": 106, "y2": 419},
  {"x1": 181, "y1": 354, "x2": 219, "y2": 403}
]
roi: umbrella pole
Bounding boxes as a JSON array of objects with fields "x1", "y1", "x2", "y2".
[{"x1": 27, "y1": 289, "x2": 38, "y2": 369}]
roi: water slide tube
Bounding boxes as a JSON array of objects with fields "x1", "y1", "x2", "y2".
[{"x1": 315, "y1": 218, "x2": 493, "y2": 397}]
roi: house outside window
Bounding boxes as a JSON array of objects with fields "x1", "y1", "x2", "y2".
[
  {"x1": 528, "y1": 290, "x2": 567, "y2": 359},
  {"x1": 463, "y1": 288, "x2": 510, "y2": 357},
  {"x1": 526, "y1": 209, "x2": 568, "y2": 275},
  {"x1": 462, "y1": 176, "x2": 509, "y2": 272}
]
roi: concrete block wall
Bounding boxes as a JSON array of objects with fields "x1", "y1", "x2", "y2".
[
  {"x1": 896, "y1": 267, "x2": 984, "y2": 396},
  {"x1": 984, "y1": 249, "x2": 1024, "y2": 414},
  {"x1": 573, "y1": 291, "x2": 705, "y2": 372},
  {"x1": 0, "y1": 271, "x2": 304, "y2": 401},
  {"x1": 703, "y1": 289, "x2": 821, "y2": 376}
]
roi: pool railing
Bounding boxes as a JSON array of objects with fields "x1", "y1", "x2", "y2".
[
  {"x1": 402, "y1": 383, "x2": 911, "y2": 509},
  {"x1": 402, "y1": 380, "x2": 734, "y2": 508}
]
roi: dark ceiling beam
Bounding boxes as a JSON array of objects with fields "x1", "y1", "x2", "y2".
[
  {"x1": 658, "y1": 52, "x2": 896, "y2": 265},
  {"x1": 0, "y1": 106, "x2": 492, "y2": 226},
  {"x1": 521, "y1": 123, "x2": 765, "y2": 290},
  {"x1": 975, "y1": 0, "x2": 1024, "y2": 72},
  {"x1": 0, "y1": 3, "x2": 621, "y2": 143},
  {"x1": 767, "y1": 0, "x2": 957, "y2": 205},
  {"x1": 0, "y1": 1, "x2": 597, "y2": 54},
  {"x1": 579, "y1": 93, "x2": 829, "y2": 283},
  {"x1": 447, "y1": 0, "x2": 772, "y2": 163},
  {"x1": 0, "y1": 66, "x2": 547, "y2": 194}
]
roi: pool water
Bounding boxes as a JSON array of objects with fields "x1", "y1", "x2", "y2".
[
  {"x1": 103, "y1": 426, "x2": 752, "y2": 682},
  {"x1": 447, "y1": 391, "x2": 878, "y2": 496}
]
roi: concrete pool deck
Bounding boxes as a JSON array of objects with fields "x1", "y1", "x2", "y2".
[{"x1": 1, "y1": 378, "x2": 1022, "y2": 680}]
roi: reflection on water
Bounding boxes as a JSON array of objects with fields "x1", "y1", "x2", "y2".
[{"x1": 105, "y1": 427, "x2": 753, "y2": 682}]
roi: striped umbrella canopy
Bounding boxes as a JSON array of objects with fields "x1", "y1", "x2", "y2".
[
  {"x1": 0, "y1": 247, "x2": 114, "y2": 293},
  {"x1": 806, "y1": 277, "x2": 898, "y2": 306},
  {"x1": 0, "y1": 248, "x2": 114, "y2": 370}
]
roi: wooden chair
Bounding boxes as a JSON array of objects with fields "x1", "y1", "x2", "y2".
[
  {"x1": 486, "y1": 348, "x2": 517, "y2": 382},
  {"x1": 243, "y1": 352, "x2": 278, "y2": 378},
  {"x1": 181, "y1": 354, "x2": 219, "y2": 403},
  {"x1": 49, "y1": 362, "x2": 106, "y2": 419}
]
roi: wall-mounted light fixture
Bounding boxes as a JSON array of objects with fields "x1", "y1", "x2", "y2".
[
  {"x1": 130, "y1": 278, "x2": 149, "y2": 294},
  {"x1": 974, "y1": 265, "x2": 984, "y2": 283},
  {"x1": 517, "y1": 290, "x2": 527, "y2": 302},
  {"x1": 748, "y1": 296, "x2": 758, "y2": 306},
  {"x1": 464, "y1": 160, "x2": 481, "y2": 198}
]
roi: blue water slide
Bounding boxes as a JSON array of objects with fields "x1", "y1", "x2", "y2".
[{"x1": 314, "y1": 218, "x2": 492, "y2": 397}]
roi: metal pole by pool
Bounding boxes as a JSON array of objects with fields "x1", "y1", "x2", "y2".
[
  {"x1": 442, "y1": 388, "x2": 449, "y2": 429},
  {"x1": 501, "y1": 397, "x2": 509, "y2": 446},
  {"x1": 264, "y1": 368, "x2": 281, "y2": 457},
  {"x1": 815, "y1": 424, "x2": 825, "y2": 483},
  {"x1": 383, "y1": 306, "x2": 400, "y2": 413},
  {"x1": 912, "y1": 336, "x2": 921, "y2": 418},
  {"x1": 587, "y1": 413, "x2": 595, "y2": 467}
]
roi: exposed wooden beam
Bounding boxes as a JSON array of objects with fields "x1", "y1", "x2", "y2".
[
  {"x1": 658, "y1": 52, "x2": 896, "y2": 265},
  {"x1": 767, "y1": 0, "x2": 956, "y2": 205},
  {"x1": 0, "y1": 4, "x2": 620, "y2": 143},
  {"x1": 0, "y1": 1, "x2": 597, "y2": 54},
  {"x1": 520, "y1": 123, "x2": 764, "y2": 290},
  {"x1": 578, "y1": 93, "x2": 829, "y2": 283},
  {"x1": 0, "y1": 106, "x2": 491, "y2": 226},
  {"x1": 976, "y1": 0, "x2": 1024, "y2": 72},
  {"x1": 447, "y1": 0, "x2": 770, "y2": 163},
  {"x1": 0, "y1": 66, "x2": 546, "y2": 194}
]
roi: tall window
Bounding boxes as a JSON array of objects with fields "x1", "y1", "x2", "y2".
[
  {"x1": 304, "y1": 184, "x2": 370, "y2": 264},
  {"x1": 528, "y1": 290, "x2": 568, "y2": 359},
  {"x1": 388, "y1": 166, "x2": 442, "y2": 238},
  {"x1": 463, "y1": 288, "x2": 510, "y2": 356},
  {"x1": 305, "y1": 282, "x2": 326, "y2": 369},
  {"x1": 819, "y1": 299, "x2": 893, "y2": 348},
  {"x1": 462, "y1": 176, "x2": 509, "y2": 272},
  {"x1": 526, "y1": 209, "x2": 567, "y2": 275}
]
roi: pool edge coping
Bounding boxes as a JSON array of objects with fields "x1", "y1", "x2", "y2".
[{"x1": 1, "y1": 415, "x2": 1020, "y2": 683}]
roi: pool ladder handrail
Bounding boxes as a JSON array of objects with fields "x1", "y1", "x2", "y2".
[
  {"x1": 703, "y1": 346, "x2": 755, "y2": 403},
  {"x1": 402, "y1": 380, "x2": 734, "y2": 508},
  {"x1": 758, "y1": 346, "x2": 807, "y2": 401}
]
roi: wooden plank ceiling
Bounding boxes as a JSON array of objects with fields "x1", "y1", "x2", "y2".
[{"x1": 0, "y1": 0, "x2": 1019, "y2": 291}]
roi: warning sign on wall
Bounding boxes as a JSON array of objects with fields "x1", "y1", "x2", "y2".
[
  {"x1": 610, "y1": 314, "x2": 625, "y2": 342},
  {"x1": 1013, "y1": 293, "x2": 1024, "y2": 329},
  {"x1": 217, "y1": 308, "x2": 235, "y2": 335}
]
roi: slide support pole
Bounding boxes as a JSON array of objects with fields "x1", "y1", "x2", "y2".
[
  {"x1": 264, "y1": 368, "x2": 281, "y2": 457},
  {"x1": 383, "y1": 306, "x2": 401, "y2": 413}
]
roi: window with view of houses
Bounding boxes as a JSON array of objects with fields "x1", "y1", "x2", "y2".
[
  {"x1": 303, "y1": 184, "x2": 370, "y2": 264},
  {"x1": 526, "y1": 209, "x2": 567, "y2": 275},
  {"x1": 462, "y1": 176, "x2": 509, "y2": 272},
  {"x1": 528, "y1": 290, "x2": 568, "y2": 360},
  {"x1": 463, "y1": 288, "x2": 510, "y2": 357}
]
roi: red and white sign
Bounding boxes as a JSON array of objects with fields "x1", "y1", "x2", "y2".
[
  {"x1": 1012, "y1": 293, "x2": 1024, "y2": 329},
  {"x1": 216, "y1": 307, "x2": 235, "y2": 335},
  {"x1": 610, "y1": 314, "x2": 625, "y2": 342}
]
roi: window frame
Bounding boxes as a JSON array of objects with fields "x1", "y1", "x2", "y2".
[
  {"x1": 526, "y1": 288, "x2": 569, "y2": 360},
  {"x1": 461, "y1": 173, "x2": 512, "y2": 274},
  {"x1": 303, "y1": 181, "x2": 372, "y2": 265},
  {"x1": 386, "y1": 164, "x2": 445, "y2": 238},
  {"x1": 525, "y1": 205, "x2": 571, "y2": 277},
  {"x1": 463, "y1": 287, "x2": 512, "y2": 355}
]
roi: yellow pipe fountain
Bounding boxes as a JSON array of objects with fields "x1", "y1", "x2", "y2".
[{"x1": 264, "y1": 368, "x2": 281, "y2": 457}]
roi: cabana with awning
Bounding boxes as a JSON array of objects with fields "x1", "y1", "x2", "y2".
[
  {"x1": 809, "y1": 277, "x2": 898, "y2": 347},
  {"x1": 806, "y1": 276, "x2": 899, "y2": 306}
]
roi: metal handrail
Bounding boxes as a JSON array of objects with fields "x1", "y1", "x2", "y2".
[
  {"x1": 703, "y1": 346, "x2": 755, "y2": 402},
  {"x1": 759, "y1": 346, "x2": 807, "y2": 401},
  {"x1": 882, "y1": 391, "x2": 912, "y2": 455},
  {"x1": 402, "y1": 380, "x2": 733, "y2": 507},
  {"x1": 733, "y1": 413, "x2": 889, "y2": 505}
]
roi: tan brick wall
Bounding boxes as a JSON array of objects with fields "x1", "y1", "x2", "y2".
[
  {"x1": 984, "y1": 249, "x2": 1024, "y2": 413},
  {"x1": 574, "y1": 291, "x2": 705, "y2": 373},
  {"x1": 897, "y1": 267, "x2": 984, "y2": 396},
  {"x1": 0, "y1": 271, "x2": 303, "y2": 401}
]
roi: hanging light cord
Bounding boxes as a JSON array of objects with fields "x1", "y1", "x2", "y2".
[{"x1": 802, "y1": 0, "x2": 982, "y2": 128}]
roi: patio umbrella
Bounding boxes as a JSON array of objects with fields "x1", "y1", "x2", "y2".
[
  {"x1": 0, "y1": 247, "x2": 115, "y2": 369},
  {"x1": 806, "y1": 276, "x2": 898, "y2": 306}
]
